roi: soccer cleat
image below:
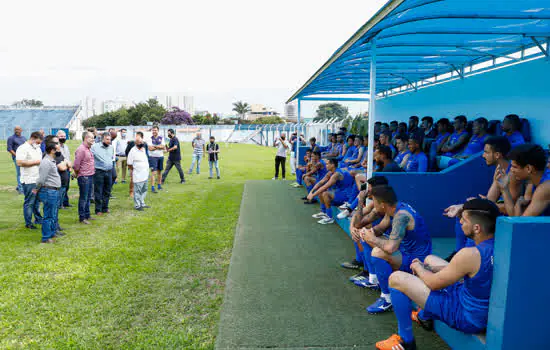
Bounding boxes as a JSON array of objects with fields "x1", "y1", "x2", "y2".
[
  {"x1": 411, "y1": 308, "x2": 434, "y2": 331},
  {"x1": 338, "y1": 202, "x2": 350, "y2": 210},
  {"x1": 157, "y1": 184, "x2": 162, "y2": 190},
  {"x1": 375, "y1": 334, "x2": 416, "y2": 350},
  {"x1": 349, "y1": 270, "x2": 369, "y2": 283},
  {"x1": 301, "y1": 196, "x2": 308, "y2": 200},
  {"x1": 340, "y1": 259, "x2": 363, "y2": 270},
  {"x1": 312, "y1": 212, "x2": 328, "y2": 219},
  {"x1": 336, "y1": 209, "x2": 351, "y2": 219},
  {"x1": 367, "y1": 298, "x2": 393, "y2": 314},
  {"x1": 303, "y1": 200, "x2": 317, "y2": 205},
  {"x1": 354, "y1": 279, "x2": 380, "y2": 290},
  {"x1": 318, "y1": 217, "x2": 334, "y2": 225}
]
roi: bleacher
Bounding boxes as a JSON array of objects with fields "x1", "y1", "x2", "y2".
[{"x1": 0, "y1": 107, "x2": 77, "y2": 139}]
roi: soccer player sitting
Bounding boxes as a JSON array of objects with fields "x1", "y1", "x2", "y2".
[
  {"x1": 307, "y1": 159, "x2": 356, "y2": 225},
  {"x1": 339, "y1": 135, "x2": 356, "y2": 163},
  {"x1": 375, "y1": 198, "x2": 498, "y2": 350},
  {"x1": 376, "y1": 145, "x2": 403, "y2": 173},
  {"x1": 501, "y1": 114, "x2": 525, "y2": 147},
  {"x1": 342, "y1": 136, "x2": 364, "y2": 169},
  {"x1": 394, "y1": 134, "x2": 411, "y2": 169},
  {"x1": 428, "y1": 118, "x2": 451, "y2": 170},
  {"x1": 349, "y1": 136, "x2": 370, "y2": 176},
  {"x1": 443, "y1": 136, "x2": 517, "y2": 257},
  {"x1": 404, "y1": 136, "x2": 428, "y2": 172},
  {"x1": 359, "y1": 185, "x2": 432, "y2": 314},
  {"x1": 291, "y1": 149, "x2": 312, "y2": 188},
  {"x1": 379, "y1": 131, "x2": 396, "y2": 158},
  {"x1": 436, "y1": 115, "x2": 470, "y2": 167},
  {"x1": 498, "y1": 143, "x2": 550, "y2": 216},
  {"x1": 308, "y1": 137, "x2": 319, "y2": 153},
  {"x1": 321, "y1": 134, "x2": 338, "y2": 158},
  {"x1": 302, "y1": 151, "x2": 328, "y2": 203},
  {"x1": 438, "y1": 117, "x2": 490, "y2": 169}
]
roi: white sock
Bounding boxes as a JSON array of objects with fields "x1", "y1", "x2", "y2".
[
  {"x1": 369, "y1": 274, "x2": 378, "y2": 284},
  {"x1": 381, "y1": 293, "x2": 391, "y2": 303}
]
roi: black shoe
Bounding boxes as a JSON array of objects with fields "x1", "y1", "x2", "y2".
[
  {"x1": 303, "y1": 200, "x2": 317, "y2": 205},
  {"x1": 180, "y1": 180, "x2": 185, "y2": 184},
  {"x1": 141, "y1": 205, "x2": 151, "y2": 209},
  {"x1": 135, "y1": 207, "x2": 144, "y2": 211},
  {"x1": 445, "y1": 251, "x2": 457, "y2": 262},
  {"x1": 208, "y1": 177, "x2": 213, "y2": 179},
  {"x1": 58, "y1": 227, "x2": 65, "y2": 231},
  {"x1": 121, "y1": 180, "x2": 126, "y2": 184},
  {"x1": 65, "y1": 204, "x2": 73, "y2": 207},
  {"x1": 26, "y1": 224, "x2": 38, "y2": 230},
  {"x1": 301, "y1": 196, "x2": 308, "y2": 200},
  {"x1": 217, "y1": 176, "x2": 220, "y2": 179},
  {"x1": 341, "y1": 259, "x2": 364, "y2": 270},
  {"x1": 56, "y1": 232, "x2": 66, "y2": 237}
]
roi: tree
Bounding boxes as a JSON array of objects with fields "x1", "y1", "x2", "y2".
[
  {"x1": 251, "y1": 116, "x2": 284, "y2": 124},
  {"x1": 161, "y1": 107, "x2": 193, "y2": 125},
  {"x1": 12, "y1": 99, "x2": 44, "y2": 107},
  {"x1": 82, "y1": 100, "x2": 168, "y2": 128},
  {"x1": 232, "y1": 101, "x2": 251, "y2": 120},
  {"x1": 313, "y1": 103, "x2": 349, "y2": 122}
]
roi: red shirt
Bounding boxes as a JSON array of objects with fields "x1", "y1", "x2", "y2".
[{"x1": 73, "y1": 143, "x2": 95, "y2": 177}]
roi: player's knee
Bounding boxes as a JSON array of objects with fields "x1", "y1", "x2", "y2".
[
  {"x1": 389, "y1": 271, "x2": 407, "y2": 289},
  {"x1": 372, "y1": 247, "x2": 387, "y2": 259},
  {"x1": 424, "y1": 255, "x2": 437, "y2": 266}
]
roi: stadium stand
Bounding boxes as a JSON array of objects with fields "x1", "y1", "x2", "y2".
[{"x1": 0, "y1": 107, "x2": 77, "y2": 139}]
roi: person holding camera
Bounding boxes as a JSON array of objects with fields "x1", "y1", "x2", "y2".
[{"x1": 273, "y1": 133, "x2": 290, "y2": 180}]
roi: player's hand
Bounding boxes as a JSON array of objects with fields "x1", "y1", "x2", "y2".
[
  {"x1": 495, "y1": 165, "x2": 510, "y2": 190},
  {"x1": 350, "y1": 227, "x2": 361, "y2": 242},
  {"x1": 443, "y1": 204, "x2": 462, "y2": 218},
  {"x1": 410, "y1": 260, "x2": 424, "y2": 274}
]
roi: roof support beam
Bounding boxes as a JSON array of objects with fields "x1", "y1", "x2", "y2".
[
  {"x1": 299, "y1": 97, "x2": 370, "y2": 102},
  {"x1": 390, "y1": 73, "x2": 417, "y2": 91},
  {"x1": 530, "y1": 37, "x2": 549, "y2": 57},
  {"x1": 457, "y1": 46, "x2": 519, "y2": 61}
]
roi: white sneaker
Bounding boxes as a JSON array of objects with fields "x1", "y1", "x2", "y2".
[
  {"x1": 337, "y1": 210, "x2": 351, "y2": 219},
  {"x1": 318, "y1": 217, "x2": 335, "y2": 224},
  {"x1": 272, "y1": 177, "x2": 278, "y2": 180},
  {"x1": 338, "y1": 202, "x2": 350, "y2": 210},
  {"x1": 312, "y1": 212, "x2": 328, "y2": 219}
]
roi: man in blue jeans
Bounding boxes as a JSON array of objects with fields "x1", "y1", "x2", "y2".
[
  {"x1": 16, "y1": 131, "x2": 44, "y2": 229},
  {"x1": 207, "y1": 136, "x2": 220, "y2": 179},
  {"x1": 189, "y1": 132, "x2": 205, "y2": 174},
  {"x1": 7, "y1": 126, "x2": 26, "y2": 194},
  {"x1": 91, "y1": 132, "x2": 114, "y2": 215},
  {"x1": 35, "y1": 142, "x2": 62, "y2": 243},
  {"x1": 73, "y1": 131, "x2": 96, "y2": 224}
]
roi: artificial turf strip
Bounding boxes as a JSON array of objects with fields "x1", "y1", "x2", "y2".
[{"x1": 216, "y1": 180, "x2": 450, "y2": 350}]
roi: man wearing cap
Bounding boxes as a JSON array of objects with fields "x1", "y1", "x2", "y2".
[
  {"x1": 162, "y1": 128, "x2": 185, "y2": 184},
  {"x1": 375, "y1": 198, "x2": 498, "y2": 350}
]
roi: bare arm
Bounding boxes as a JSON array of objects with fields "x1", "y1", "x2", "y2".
[
  {"x1": 365, "y1": 212, "x2": 410, "y2": 254},
  {"x1": 310, "y1": 172, "x2": 340, "y2": 198},
  {"x1": 412, "y1": 248, "x2": 479, "y2": 291},
  {"x1": 17, "y1": 159, "x2": 41, "y2": 167},
  {"x1": 521, "y1": 183, "x2": 550, "y2": 216}
]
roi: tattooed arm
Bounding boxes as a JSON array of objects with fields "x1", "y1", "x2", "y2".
[{"x1": 365, "y1": 211, "x2": 410, "y2": 255}]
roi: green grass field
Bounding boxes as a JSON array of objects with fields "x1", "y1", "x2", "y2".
[{"x1": 0, "y1": 141, "x2": 277, "y2": 349}]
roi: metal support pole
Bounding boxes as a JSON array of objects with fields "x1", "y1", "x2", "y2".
[
  {"x1": 296, "y1": 98, "x2": 301, "y2": 169},
  {"x1": 367, "y1": 39, "x2": 377, "y2": 180}
]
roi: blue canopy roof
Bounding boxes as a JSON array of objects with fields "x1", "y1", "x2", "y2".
[{"x1": 287, "y1": 0, "x2": 550, "y2": 102}]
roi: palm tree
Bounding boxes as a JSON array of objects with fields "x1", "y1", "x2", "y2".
[{"x1": 232, "y1": 101, "x2": 251, "y2": 120}]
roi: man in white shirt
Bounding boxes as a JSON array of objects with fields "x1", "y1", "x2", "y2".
[
  {"x1": 116, "y1": 128, "x2": 129, "y2": 183},
  {"x1": 16, "y1": 131, "x2": 44, "y2": 229},
  {"x1": 127, "y1": 132, "x2": 150, "y2": 211},
  {"x1": 273, "y1": 133, "x2": 290, "y2": 180}
]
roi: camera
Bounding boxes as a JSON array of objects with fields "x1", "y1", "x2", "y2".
[{"x1": 360, "y1": 183, "x2": 367, "y2": 191}]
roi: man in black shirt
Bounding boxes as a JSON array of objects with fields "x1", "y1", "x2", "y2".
[
  {"x1": 375, "y1": 145, "x2": 403, "y2": 173},
  {"x1": 207, "y1": 136, "x2": 220, "y2": 179},
  {"x1": 161, "y1": 129, "x2": 185, "y2": 184}
]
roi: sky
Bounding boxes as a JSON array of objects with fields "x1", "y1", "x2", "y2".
[{"x1": 0, "y1": 0, "x2": 387, "y2": 117}]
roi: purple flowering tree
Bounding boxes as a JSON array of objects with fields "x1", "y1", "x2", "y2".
[{"x1": 161, "y1": 107, "x2": 194, "y2": 125}]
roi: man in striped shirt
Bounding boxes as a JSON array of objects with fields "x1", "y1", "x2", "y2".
[{"x1": 188, "y1": 132, "x2": 205, "y2": 175}]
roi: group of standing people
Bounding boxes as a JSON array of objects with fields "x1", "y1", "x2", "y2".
[{"x1": 7, "y1": 126, "x2": 222, "y2": 243}]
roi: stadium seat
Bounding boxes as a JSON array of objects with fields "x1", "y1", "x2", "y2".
[
  {"x1": 487, "y1": 120, "x2": 501, "y2": 136},
  {"x1": 520, "y1": 118, "x2": 531, "y2": 142},
  {"x1": 0, "y1": 108, "x2": 77, "y2": 138}
]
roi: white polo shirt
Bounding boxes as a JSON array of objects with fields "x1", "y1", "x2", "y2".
[
  {"x1": 127, "y1": 146, "x2": 150, "y2": 183},
  {"x1": 275, "y1": 139, "x2": 290, "y2": 158},
  {"x1": 15, "y1": 142, "x2": 42, "y2": 184}
]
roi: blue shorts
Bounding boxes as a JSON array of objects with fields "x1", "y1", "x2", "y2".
[
  {"x1": 332, "y1": 191, "x2": 351, "y2": 206},
  {"x1": 399, "y1": 252, "x2": 429, "y2": 273},
  {"x1": 424, "y1": 283, "x2": 487, "y2": 333},
  {"x1": 149, "y1": 157, "x2": 164, "y2": 171}
]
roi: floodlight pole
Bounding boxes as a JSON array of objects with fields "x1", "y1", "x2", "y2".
[
  {"x1": 296, "y1": 98, "x2": 302, "y2": 173},
  {"x1": 366, "y1": 39, "x2": 377, "y2": 180}
]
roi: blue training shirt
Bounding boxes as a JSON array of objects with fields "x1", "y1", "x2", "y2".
[
  {"x1": 343, "y1": 145, "x2": 357, "y2": 162},
  {"x1": 389, "y1": 202, "x2": 432, "y2": 258},
  {"x1": 394, "y1": 150, "x2": 411, "y2": 165},
  {"x1": 442, "y1": 130, "x2": 469, "y2": 156},
  {"x1": 462, "y1": 134, "x2": 490, "y2": 156},
  {"x1": 435, "y1": 132, "x2": 450, "y2": 145},
  {"x1": 459, "y1": 238, "x2": 494, "y2": 331},
  {"x1": 316, "y1": 160, "x2": 328, "y2": 180},
  {"x1": 333, "y1": 168, "x2": 354, "y2": 193},
  {"x1": 504, "y1": 131, "x2": 525, "y2": 148},
  {"x1": 405, "y1": 152, "x2": 428, "y2": 172}
]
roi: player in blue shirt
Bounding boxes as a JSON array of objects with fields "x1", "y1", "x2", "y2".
[
  {"x1": 339, "y1": 135, "x2": 356, "y2": 163},
  {"x1": 501, "y1": 114, "x2": 526, "y2": 147},
  {"x1": 428, "y1": 118, "x2": 451, "y2": 170},
  {"x1": 379, "y1": 131, "x2": 397, "y2": 159},
  {"x1": 375, "y1": 198, "x2": 498, "y2": 350},
  {"x1": 348, "y1": 136, "x2": 369, "y2": 175},
  {"x1": 307, "y1": 158, "x2": 357, "y2": 225},
  {"x1": 302, "y1": 151, "x2": 327, "y2": 203},
  {"x1": 358, "y1": 186, "x2": 432, "y2": 314},
  {"x1": 404, "y1": 136, "x2": 428, "y2": 172},
  {"x1": 393, "y1": 134, "x2": 411, "y2": 169},
  {"x1": 341, "y1": 136, "x2": 363, "y2": 169},
  {"x1": 438, "y1": 117, "x2": 490, "y2": 169},
  {"x1": 438, "y1": 115, "x2": 470, "y2": 159},
  {"x1": 292, "y1": 148, "x2": 312, "y2": 188},
  {"x1": 321, "y1": 134, "x2": 338, "y2": 158},
  {"x1": 498, "y1": 143, "x2": 550, "y2": 217}
]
